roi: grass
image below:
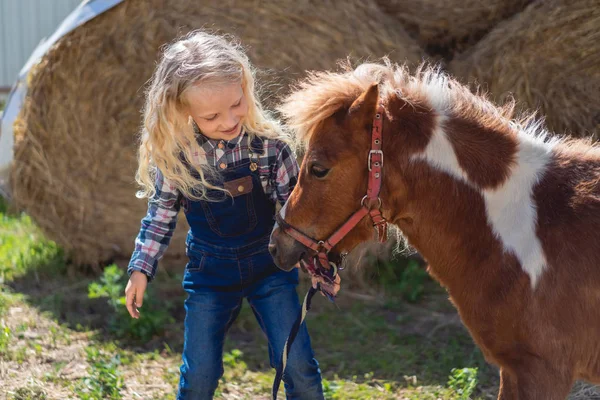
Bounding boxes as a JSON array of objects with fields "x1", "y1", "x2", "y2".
[
  {"x1": 88, "y1": 264, "x2": 175, "y2": 342},
  {"x1": 0, "y1": 200, "x2": 64, "y2": 283},
  {"x1": 74, "y1": 346, "x2": 125, "y2": 399},
  {"x1": 9, "y1": 196, "x2": 600, "y2": 399},
  {"x1": 10, "y1": 387, "x2": 48, "y2": 400}
]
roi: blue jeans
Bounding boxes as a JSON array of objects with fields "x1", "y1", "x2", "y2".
[{"x1": 177, "y1": 267, "x2": 324, "y2": 399}]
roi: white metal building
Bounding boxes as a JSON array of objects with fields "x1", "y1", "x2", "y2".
[{"x1": 0, "y1": 0, "x2": 82, "y2": 93}]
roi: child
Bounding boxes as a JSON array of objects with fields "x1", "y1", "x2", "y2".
[{"x1": 124, "y1": 30, "x2": 324, "y2": 400}]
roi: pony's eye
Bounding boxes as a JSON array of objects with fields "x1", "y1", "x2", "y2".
[{"x1": 310, "y1": 165, "x2": 330, "y2": 178}]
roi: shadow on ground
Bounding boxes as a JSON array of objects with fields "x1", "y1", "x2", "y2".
[{"x1": 6, "y1": 256, "x2": 500, "y2": 397}]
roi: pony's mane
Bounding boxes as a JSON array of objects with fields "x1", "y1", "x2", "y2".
[{"x1": 278, "y1": 58, "x2": 562, "y2": 149}]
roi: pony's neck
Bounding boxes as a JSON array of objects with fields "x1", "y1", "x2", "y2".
[{"x1": 387, "y1": 108, "x2": 557, "y2": 290}]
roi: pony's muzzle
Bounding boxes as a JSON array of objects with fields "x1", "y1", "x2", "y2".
[{"x1": 269, "y1": 226, "x2": 306, "y2": 271}]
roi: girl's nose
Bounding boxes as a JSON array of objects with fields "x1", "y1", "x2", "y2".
[{"x1": 225, "y1": 112, "x2": 238, "y2": 127}]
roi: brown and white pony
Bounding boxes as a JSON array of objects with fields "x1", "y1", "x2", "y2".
[{"x1": 269, "y1": 61, "x2": 600, "y2": 399}]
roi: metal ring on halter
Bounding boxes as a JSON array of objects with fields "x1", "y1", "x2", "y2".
[
  {"x1": 361, "y1": 195, "x2": 382, "y2": 209},
  {"x1": 328, "y1": 262, "x2": 338, "y2": 277},
  {"x1": 317, "y1": 240, "x2": 326, "y2": 252}
]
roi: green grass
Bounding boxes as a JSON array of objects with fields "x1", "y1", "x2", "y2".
[
  {"x1": 0, "y1": 322, "x2": 11, "y2": 355},
  {"x1": 88, "y1": 264, "x2": 175, "y2": 342},
  {"x1": 74, "y1": 346, "x2": 125, "y2": 400},
  {"x1": 448, "y1": 367, "x2": 479, "y2": 399},
  {"x1": 10, "y1": 387, "x2": 48, "y2": 400},
  {"x1": 0, "y1": 200, "x2": 65, "y2": 283}
]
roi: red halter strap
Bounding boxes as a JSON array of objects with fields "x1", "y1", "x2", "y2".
[
  {"x1": 277, "y1": 104, "x2": 388, "y2": 276},
  {"x1": 272, "y1": 106, "x2": 386, "y2": 399}
]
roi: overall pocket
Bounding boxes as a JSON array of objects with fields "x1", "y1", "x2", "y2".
[
  {"x1": 185, "y1": 244, "x2": 206, "y2": 272},
  {"x1": 200, "y1": 175, "x2": 258, "y2": 237}
]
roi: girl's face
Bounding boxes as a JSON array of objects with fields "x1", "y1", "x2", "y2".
[{"x1": 185, "y1": 82, "x2": 249, "y2": 141}]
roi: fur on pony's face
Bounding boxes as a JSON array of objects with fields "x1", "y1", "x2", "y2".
[{"x1": 270, "y1": 84, "x2": 390, "y2": 270}]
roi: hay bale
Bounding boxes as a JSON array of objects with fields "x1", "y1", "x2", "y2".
[
  {"x1": 11, "y1": 0, "x2": 424, "y2": 266},
  {"x1": 450, "y1": 0, "x2": 600, "y2": 138},
  {"x1": 375, "y1": 0, "x2": 532, "y2": 58}
]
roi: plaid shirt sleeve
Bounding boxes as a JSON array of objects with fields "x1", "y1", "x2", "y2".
[
  {"x1": 127, "y1": 169, "x2": 181, "y2": 282},
  {"x1": 272, "y1": 142, "x2": 300, "y2": 206}
]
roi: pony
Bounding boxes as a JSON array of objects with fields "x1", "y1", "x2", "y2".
[{"x1": 269, "y1": 60, "x2": 600, "y2": 399}]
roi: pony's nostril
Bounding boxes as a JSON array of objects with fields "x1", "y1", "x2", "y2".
[{"x1": 268, "y1": 243, "x2": 278, "y2": 259}]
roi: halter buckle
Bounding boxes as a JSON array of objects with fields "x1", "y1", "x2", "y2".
[{"x1": 368, "y1": 150, "x2": 384, "y2": 171}]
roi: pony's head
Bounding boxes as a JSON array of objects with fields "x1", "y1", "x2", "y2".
[
  {"x1": 269, "y1": 61, "x2": 416, "y2": 270},
  {"x1": 269, "y1": 59, "x2": 518, "y2": 272}
]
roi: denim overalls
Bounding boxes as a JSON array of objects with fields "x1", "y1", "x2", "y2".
[{"x1": 177, "y1": 137, "x2": 324, "y2": 400}]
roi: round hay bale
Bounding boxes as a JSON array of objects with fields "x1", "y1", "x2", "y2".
[
  {"x1": 11, "y1": 0, "x2": 424, "y2": 267},
  {"x1": 450, "y1": 0, "x2": 600, "y2": 138},
  {"x1": 375, "y1": 0, "x2": 532, "y2": 58}
]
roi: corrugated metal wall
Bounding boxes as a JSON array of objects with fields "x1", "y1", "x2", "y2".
[{"x1": 0, "y1": 0, "x2": 82, "y2": 90}]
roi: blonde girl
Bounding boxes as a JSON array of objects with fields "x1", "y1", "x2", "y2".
[{"x1": 124, "y1": 30, "x2": 324, "y2": 400}]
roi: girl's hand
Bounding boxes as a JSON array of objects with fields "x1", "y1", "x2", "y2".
[{"x1": 125, "y1": 271, "x2": 148, "y2": 319}]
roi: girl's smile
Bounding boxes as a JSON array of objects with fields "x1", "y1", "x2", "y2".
[{"x1": 220, "y1": 121, "x2": 241, "y2": 137}]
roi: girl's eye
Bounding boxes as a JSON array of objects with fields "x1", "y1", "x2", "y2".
[
  {"x1": 204, "y1": 115, "x2": 217, "y2": 121},
  {"x1": 232, "y1": 100, "x2": 242, "y2": 108},
  {"x1": 310, "y1": 164, "x2": 330, "y2": 178}
]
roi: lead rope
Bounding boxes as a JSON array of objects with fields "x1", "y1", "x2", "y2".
[
  {"x1": 272, "y1": 265, "x2": 337, "y2": 400},
  {"x1": 272, "y1": 284, "x2": 319, "y2": 399}
]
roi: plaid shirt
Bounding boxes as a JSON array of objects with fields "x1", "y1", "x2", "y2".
[{"x1": 127, "y1": 130, "x2": 299, "y2": 281}]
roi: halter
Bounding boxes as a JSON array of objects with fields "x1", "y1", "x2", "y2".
[
  {"x1": 275, "y1": 104, "x2": 388, "y2": 286},
  {"x1": 272, "y1": 103, "x2": 388, "y2": 399}
]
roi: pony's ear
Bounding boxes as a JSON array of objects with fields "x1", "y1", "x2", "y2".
[{"x1": 348, "y1": 83, "x2": 379, "y2": 124}]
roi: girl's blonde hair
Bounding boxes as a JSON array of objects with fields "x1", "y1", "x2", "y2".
[{"x1": 137, "y1": 30, "x2": 287, "y2": 201}]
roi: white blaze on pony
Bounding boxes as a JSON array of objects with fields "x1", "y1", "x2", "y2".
[{"x1": 412, "y1": 114, "x2": 557, "y2": 288}]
